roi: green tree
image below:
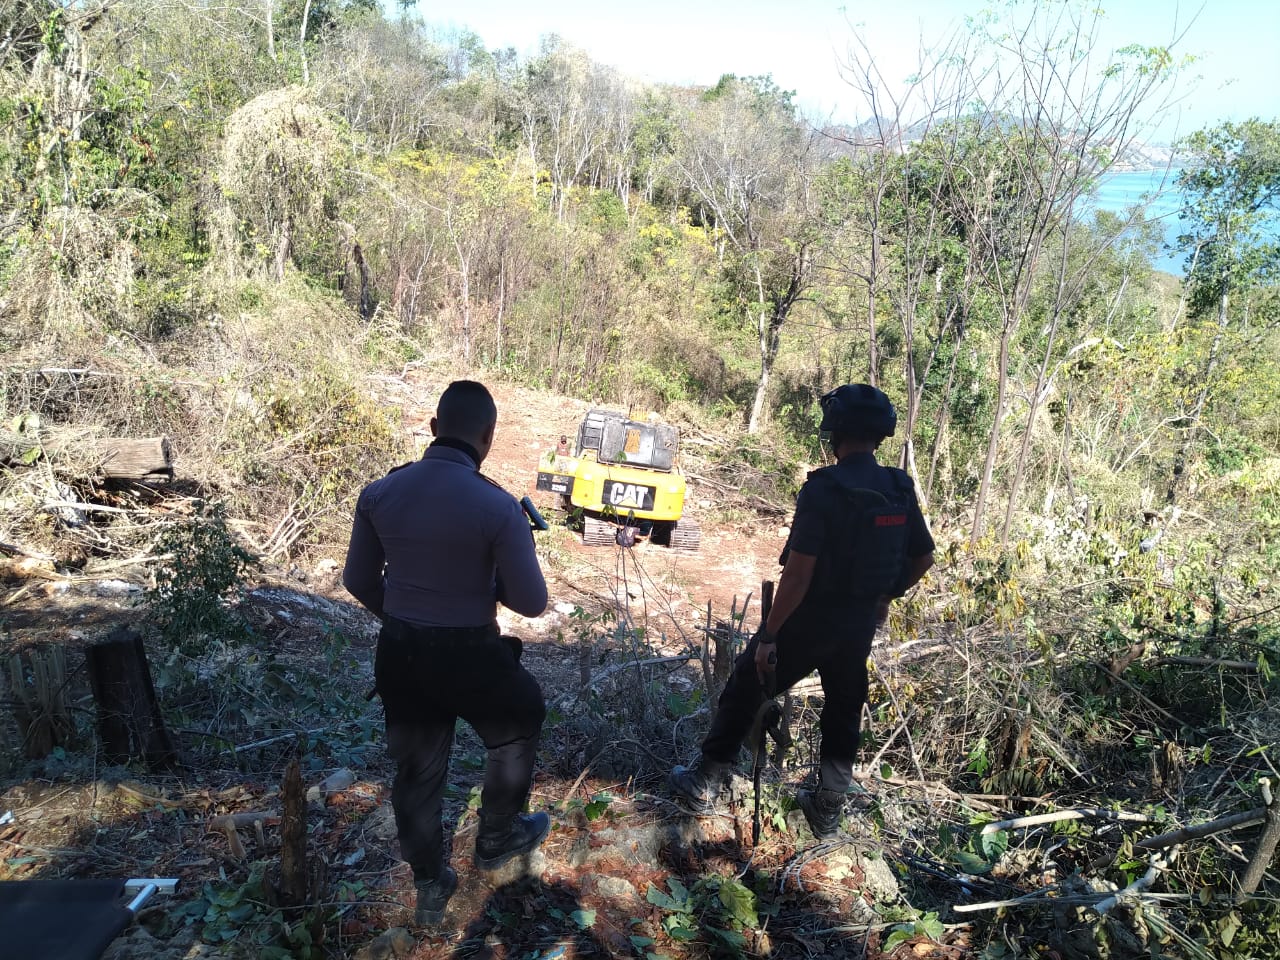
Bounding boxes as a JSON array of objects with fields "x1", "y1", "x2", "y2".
[
  {"x1": 1166, "y1": 119, "x2": 1280, "y2": 503},
  {"x1": 1176, "y1": 119, "x2": 1280, "y2": 322}
]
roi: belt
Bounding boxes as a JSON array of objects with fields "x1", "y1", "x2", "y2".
[{"x1": 381, "y1": 614, "x2": 499, "y2": 646}]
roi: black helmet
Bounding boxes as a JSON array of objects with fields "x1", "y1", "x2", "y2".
[{"x1": 819, "y1": 384, "x2": 897, "y2": 439}]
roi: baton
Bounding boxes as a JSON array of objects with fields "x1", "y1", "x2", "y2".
[{"x1": 520, "y1": 495, "x2": 550, "y2": 531}]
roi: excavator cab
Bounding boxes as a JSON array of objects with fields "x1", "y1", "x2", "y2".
[{"x1": 536, "y1": 409, "x2": 700, "y2": 550}]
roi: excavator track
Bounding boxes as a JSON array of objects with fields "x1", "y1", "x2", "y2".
[
  {"x1": 583, "y1": 516, "x2": 617, "y2": 546},
  {"x1": 669, "y1": 518, "x2": 701, "y2": 552}
]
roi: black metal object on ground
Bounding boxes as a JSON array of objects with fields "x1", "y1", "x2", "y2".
[{"x1": 0, "y1": 878, "x2": 166, "y2": 960}]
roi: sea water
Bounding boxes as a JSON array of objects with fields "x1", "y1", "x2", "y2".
[
  {"x1": 1088, "y1": 168, "x2": 1279, "y2": 276},
  {"x1": 1087, "y1": 168, "x2": 1188, "y2": 275}
]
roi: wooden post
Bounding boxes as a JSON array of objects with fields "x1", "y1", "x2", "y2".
[
  {"x1": 760, "y1": 580, "x2": 774, "y2": 628},
  {"x1": 700, "y1": 601, "x2": 714, "y2": 699},
  {"x1": 95, "y1": 437, "x2": 174, "y2": 482},
  {"x1": 86, "y1": 628, "x2": 177, "y2": 769},
  {"x1": 712, "y1": 621, "x2": 733, "y2": 690},
  {"x1": 279, "y1": 759, "x2": 308, "y2": 907},
  {"x1": 760, "y1": 579, "x2": 793, "y2": 762}
]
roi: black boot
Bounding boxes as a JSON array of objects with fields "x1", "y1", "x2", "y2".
[
  {"x1": 474, "y1": 809, "x2": 551, "y2": 871},
  {"x1": 413, "y1": 866, "x2": 457, "y2": 926},
  {"x1": 797, "y1": 787, "x2": 845, "y2": 839},
  {"x1": 669, "y1": 758, "x2": 726, "y2": 813}
]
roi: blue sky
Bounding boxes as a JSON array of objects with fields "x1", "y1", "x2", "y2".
[{"x1": 406, "y1": 0, "x2": 1279, "y2": 143}]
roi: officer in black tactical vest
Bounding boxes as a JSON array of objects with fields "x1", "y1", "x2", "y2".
[
  {"x1": 671, "y1": 384, "x2": 935, "y2": 837},
  {"x1": 343, "y1": 381, "x2": 551, "y2": 925}
]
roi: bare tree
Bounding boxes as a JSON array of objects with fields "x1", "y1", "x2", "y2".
[
  {"x1": 676, "y1": 76, "x2": 824, "y2": 433},
  {"x1": 958, "y1": 4, "x2": 1184, "y2": 547},
  {"x1": 833, "y1": 25, "x2": 985, "y2": 494},
  {"x1": 838, "y1": 4, "x2": 1184, "y2": 545},
  {"x1": 522, "y1": 38, "x2": 616, "y2": 220},
  {"x1": 299, "y1": 0, "x2": 312, "y2": 83}
]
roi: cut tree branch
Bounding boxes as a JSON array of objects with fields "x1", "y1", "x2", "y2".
[
  {"x1": 1136, "y1": 806, "x2": 1268, "y2": 851},
  {"x1": 980, "y1": 807, "x2": 1153, "y2": 835},
  {"x1": 1235, "y1": 779, "x2": 1280, "y2": 902}
]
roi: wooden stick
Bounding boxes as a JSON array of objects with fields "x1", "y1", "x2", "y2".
[
  {"x1": 980, "y1": 807, "x2": 1153, "y2": 835},
  {"x1": 0, "y1": 541, "x2": 55, "y2": 561},
  {"x1": 1136, "y1": 806, "x2": 1268, "y2": 851},
  {"x1": 952, "y1": 888, "x2": 1063, "y2": 914},
  {"x1": 700, "y1": 601, "x2": 713, "y2": 697},
  {"x1": 207, "y1": 811, "x2": 278, "y2": 861},
  {"x1": 849, "y1": 772, "x2": 1004, "y2": 812},
  {"x1": 234, "y1": 730, "x2": 325, "y2": 753},
  {"x1": 208, "y1": 811, "x2": 280, "y2": 830},
  {"x1": 550, "y1": 655, "x2": 693, "y2": 710},
  {"x1": 1155, "y1": 656, "x2": 1259, "y2": 672},
  {"x1": 1093, "y1": 662, "x2": 1183, "y2": 728}
]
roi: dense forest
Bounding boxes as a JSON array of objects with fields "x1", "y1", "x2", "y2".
[{"x1": 2, "y1": 0, "x2": 1279, "y2": 957}]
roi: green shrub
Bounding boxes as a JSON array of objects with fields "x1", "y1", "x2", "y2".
[{"x1": 145, "y1": 500, "x2": 258, "y2": 654}]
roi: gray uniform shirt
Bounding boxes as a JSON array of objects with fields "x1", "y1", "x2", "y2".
[{"x1": 342, "y1": 446, "x2": 548, "y2": 627}]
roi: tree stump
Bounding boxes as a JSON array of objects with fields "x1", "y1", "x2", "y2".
[
  {"x1": 278, "y1": 759, "x2": 308, "y2": 908},
  {"x1": 86, "y1": 628, "x2": 177, "y2": 769},
  {"x1": 4, "y1": 645, "x2": 74, "y2": 758},
  {"x1": 711, "y1": 621, "x2": 734, "y2": 690}
]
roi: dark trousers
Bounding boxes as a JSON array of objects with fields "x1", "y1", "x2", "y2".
[
  {"x1": 701, "y1": 603, "x2": 877, "y2": 785},
  {"x1": 375, "y1": 617, "x2": 545, "y2": 882}
]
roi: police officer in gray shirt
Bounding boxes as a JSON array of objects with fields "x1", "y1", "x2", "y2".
[{"x1": 343, "y1": 380, "x2": 550, "y2": 926}]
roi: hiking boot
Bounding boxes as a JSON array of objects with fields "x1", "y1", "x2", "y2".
[
  {"x1": 797, "y1": 787, "x2": 845, "y2": 839},
  {"x1": 474, "y1": 810, "x2": 551, "y2": 871},
  {"x1": 669, "y1": 758, "x2": 726, "y2": 813},
  {"x1": 413, "y1": 866, "x2": 457, "y2": 926}
]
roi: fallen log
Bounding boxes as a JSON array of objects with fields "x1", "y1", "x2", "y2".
[{"x1": 94, "y1": 437, "x2": 173, "y2": 482}]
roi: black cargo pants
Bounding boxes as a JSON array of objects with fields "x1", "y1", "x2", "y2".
[
  {"x1": 700, "y1": 602, "x2": 878, "y2": 790},
  {"x1": 375, "y1": 615, "x2": 545, "y2": 882}
]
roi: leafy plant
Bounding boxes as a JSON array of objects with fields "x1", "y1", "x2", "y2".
[
  {"x1": 645, "y1": 873, "x2": 762, "y2": 957},
  {"x1": 883, "y1": 911, "x2": 945, "y2": 951},
  {"x1": 144, "y1": 500, "x2": 258, "y2": 654},
  {"x1": 176, "y1": 862, "x2": 362, "y2": 958}
]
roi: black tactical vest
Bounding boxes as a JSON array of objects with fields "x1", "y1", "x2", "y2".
[{"x1": 807, "y1": 465, "x2": 915, "y2": 601}]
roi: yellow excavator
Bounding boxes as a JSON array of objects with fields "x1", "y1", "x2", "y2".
[{"x1": 535, "y1": 409, "x2": 701, "y2": 550}]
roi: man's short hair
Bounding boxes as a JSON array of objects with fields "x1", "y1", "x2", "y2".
[{"x1": 436, "y1": 380, "x2": 497, "y2": 439}]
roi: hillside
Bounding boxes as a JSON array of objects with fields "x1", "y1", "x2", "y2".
[
  {"x1": 3, "y1": 1, "x2": 1279, "y2": 957},
  {"x1": 0, "y1": 373, "x2": 945, "y2": 960},
  {"x1": 3, "y1": 363, "x2": 1278, "y2": 960}
]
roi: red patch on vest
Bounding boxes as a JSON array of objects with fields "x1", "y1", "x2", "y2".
[{"x1": 875, "y1": 514, "x2": 907, "y2": 527}]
